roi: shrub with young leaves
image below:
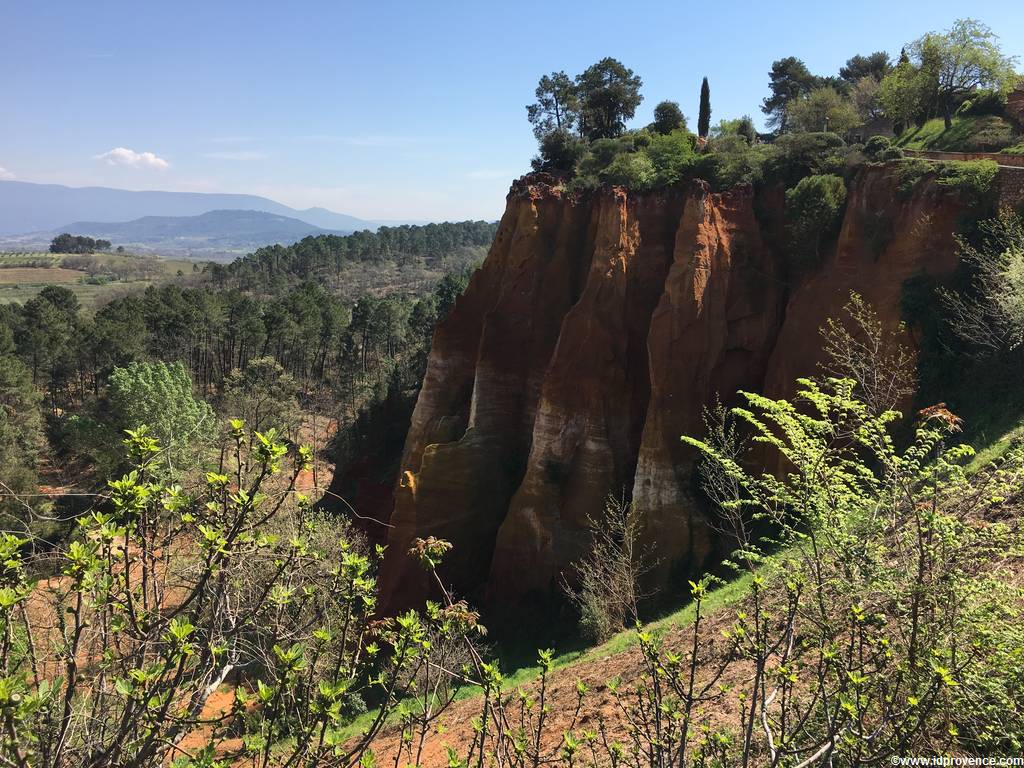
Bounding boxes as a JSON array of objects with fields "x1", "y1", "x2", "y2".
[
  {"x1": 565, "y1": 495, "x2": 647, "y2": 643},
  {"x1": 679, "y1": 378, "x2": 1024, "y2": 760},
  {"x1": 0, "y1": 421, "x2": 476, "y2": 768},
  {"x1": 941, "y1": 209, "x2": 1024, "y2": 353}
]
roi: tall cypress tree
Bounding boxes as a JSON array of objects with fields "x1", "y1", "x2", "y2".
[{"x1": 698, "y1": 77, "x2": 712, "y2": 138}]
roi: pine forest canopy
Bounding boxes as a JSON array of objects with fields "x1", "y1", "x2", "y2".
[
  {"x1": 49, "y1": 232, "x2": 112, "y2": 254},
  {"x1": 220, "y1": 219, "x2": 497, "y2": 285},
  {"x1": 0, "y1": 218, "x2": 492, "y2": 502}
]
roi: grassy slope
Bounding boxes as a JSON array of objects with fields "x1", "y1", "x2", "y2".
[
  {"x1": 334, "y1": 398, "x2": 1024, "y2": 743},
  {"x1": 335, "y1": 570, "x2": 755, "y2": 742},
  {"x1": 895, "y1": 115, "x2": 1018, "y2": 152}
]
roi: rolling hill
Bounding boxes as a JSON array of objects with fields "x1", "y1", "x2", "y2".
[
  {"x1": 0, "y1": 180, "x2": 376, "y2": 235},
  {"x1": 54, "y1": 209, "x2": 343, "y2": 257}
]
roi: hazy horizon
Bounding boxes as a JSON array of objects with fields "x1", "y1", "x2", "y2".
[{"x1": 3, "y1": 0, "x2": 1021, "y2": 221}]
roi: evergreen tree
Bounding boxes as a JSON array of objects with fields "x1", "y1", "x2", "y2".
[
  {"x1": 762, "y1": 57, "x2": 819, "y2": 133},
  {"x1": 650, "y1": 100, "x2": 686, "y2": 134},
  {"x1": 575, "y1": 58, "x2": 643, "y2": 140},
  {"x1": 0, "y1": 322, "x2": 44, "y2": 532},
  {"x1": 698, "y1": 77, "x2": 712, "y2": 138},
  {"x1": 526, "y1": 71, "x2": 580, "y2": 138}
]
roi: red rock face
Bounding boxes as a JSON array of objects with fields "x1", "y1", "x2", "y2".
[
  {"x1": 762, "y1": 164, "x2": 965, "y2": 406},
  {"x1": 630, "y1": 184, "x2": 783, "y2": 591},
  {"x1": 377, "y1": 165, "x2": 974, "y2": 611},
  {"x1": 378, "y1": 179, "x2": 596, "y2": 609}
]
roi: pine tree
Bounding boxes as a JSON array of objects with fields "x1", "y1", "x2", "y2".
[{"x1": 698, "y1": 77, "x2": 711, "y2": 138}]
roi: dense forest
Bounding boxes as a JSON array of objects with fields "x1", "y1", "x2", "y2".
[
  {"x1": 208, "y1": 220, "x2": 496, "y2": 293},
  {"x1": 0, "y1": 220, "x2": 494, "y2": 542}
]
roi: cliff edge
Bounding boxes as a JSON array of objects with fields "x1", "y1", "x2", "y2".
[{"x1": 377, "y1": 164, "x2": 978, "y2": 611}]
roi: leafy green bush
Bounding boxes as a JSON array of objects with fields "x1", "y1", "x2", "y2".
[
  {"x1": 766, "y1": 131, "x2": 850, "y2": 187},
  {"x1": 963, "y1": 115, "x2": 1016, "y2": 151},
  {"x1": 785, "y1": 173, "x2": 848, "y2": 269},
  {"x1": 645, "y1": 128, "x2": 697, "y2": 186},
  {"x1": 935, "y1": 159, "x2": 999, "y2": 204},
  {"x1": 600, "y1": 151, "x2": 656, "y2": 190},
  {"x1": 1, "y1": 425, "x2": 485, "y2": 767},
  {"x1": 573, "y1": 136, "x2": 637, "y2": 186},
  {"x1": 863, "y1": 134, "x2": 893, "y2": 158},
  {"x1": 955, "y1": 88, "x2": 1007, "y2": 117},
  {"x1": 683, "y1": 378, "x2": 1024, "y2": 759},
  {"x1": 940, "y1": 210, "x2": 1024, "y2": 352},
  {"x1": 531, "y1": 128, "x2": 587, "y2": 172},
  {"x1": 696, "y1": 134, "x2": 775, "y2": 190},
  {"x1": 895, "y1": 157, "x2": 937, "y2": 196},
  {"x1": 863, "y1": 134, "x2": 905, "y2": 162}
]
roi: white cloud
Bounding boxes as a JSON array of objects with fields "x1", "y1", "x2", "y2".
[
  {"x1": 202, "y1": 150, "x2": 267, "y2": 161},
  {"x1": 95, "y1": 147, "x2": 170, "y2": 170},
  {"x1": 0, "y1": 165, "x2": 14, "y2": 180}
]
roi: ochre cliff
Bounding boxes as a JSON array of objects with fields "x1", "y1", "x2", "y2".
[{"x1": 376, "y1": 164, "x2": 980, "y2": 611}]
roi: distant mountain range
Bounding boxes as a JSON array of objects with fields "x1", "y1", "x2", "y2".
[
  {"x1": 59, "y1": 209, "x2": 343, "y2": 251},
  {"x1": 0, "y1": 180, "x2": 378, "y2": 235}
]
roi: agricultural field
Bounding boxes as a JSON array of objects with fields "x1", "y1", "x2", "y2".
[{"x1": 0, "y1": 251, "x2": 206, "y2": 310}]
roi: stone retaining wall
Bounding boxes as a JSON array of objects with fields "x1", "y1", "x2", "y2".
[
  {"x1": 998, "y1": 169, "x2": 1024, "y2": 209},
  {"x1": 903, "y1": 148, "x2": 1024, "y2": 168}
]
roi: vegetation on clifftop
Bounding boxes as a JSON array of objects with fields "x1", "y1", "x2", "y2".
[{"x1": 525, "y1": 19, "x2": 1019, "y2": 200}]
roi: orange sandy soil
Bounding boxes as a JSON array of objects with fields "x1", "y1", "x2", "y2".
[
  {"x1": 362, "y1": 604, "x2": 756, "y2": 768},
  {"x1": 294, "y1": 415, "x2": 338, "y2": 495}
]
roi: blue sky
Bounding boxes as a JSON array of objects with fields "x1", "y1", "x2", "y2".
[{"x1": 2, "y1": 0, "x2": 1022, "y2": 221}]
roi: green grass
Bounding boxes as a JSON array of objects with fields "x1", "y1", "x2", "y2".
[
  {"x1": 963, "y1": 386, "x2": 1024, "y2": 473},
  {"x1": 895, "y1": 116, "x2": 1018, "y2": 152},
  {"x1": 968, "y1": 421, "x2": 1024, "y2": 472}
]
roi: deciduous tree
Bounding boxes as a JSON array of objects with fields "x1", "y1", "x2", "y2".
[
  {"x1": 107, "y1": 360, "x2": 215, "y2": 469},
  {"x1": 786, "y1": 86, "x2": 861, "y2": 134}
]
